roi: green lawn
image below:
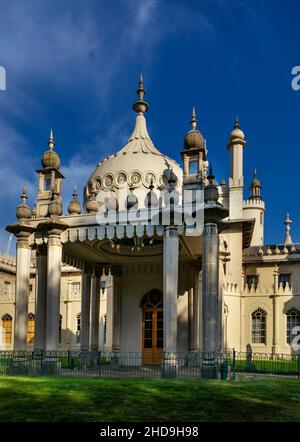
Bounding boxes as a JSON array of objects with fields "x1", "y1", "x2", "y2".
[{"x1": 0, "y1": 376, "x2": 299, "y2": 421}]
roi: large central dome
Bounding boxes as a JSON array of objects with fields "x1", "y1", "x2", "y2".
[{"x1": 84, "y1": 77, "x2": 182, "y2": 210}]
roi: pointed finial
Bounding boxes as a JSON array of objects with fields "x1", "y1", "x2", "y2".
[
  {"x1": 21, "y1": 184, "x2": 28, "y2": 203},
  {"x1": 207, "y1": 162, "x2": 215, "y2": 185},
  {"x1": 234, "y1": 115, "x2": 239, "y2": 129},
  {"x1": 253, "y1": 169, "x2": 257, "y2": 178},
  {"x1": 190, "y1": 107, "x2": 198, "y2": 130},
  {"x1": 284, "y1": 213, "x2": 293, "y2": 245},
  {"x1": 48, "y1": 128, "x2": 55, "y2": 150},
  {"x1": 137, "y1": 74, "x2": 145, "y2": 101},
  {"x1": 133, "y1": 75, "x2": 149, "y2": 113},
  {"x1": 73, "y1": 185, "x2": 78, "y2": 198}
]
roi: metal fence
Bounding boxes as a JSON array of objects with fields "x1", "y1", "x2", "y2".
[{"x1": 0, "y1": 350, "x2": 299, "y2": 379}]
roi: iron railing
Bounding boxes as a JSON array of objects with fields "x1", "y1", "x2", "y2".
[{"x1": 0, "y1": 350, "x2": 299, "y2": 379}]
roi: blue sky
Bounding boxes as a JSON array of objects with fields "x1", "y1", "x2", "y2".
[{"x1": 0, "y1": 0, "x2": 299, "y2": 253}]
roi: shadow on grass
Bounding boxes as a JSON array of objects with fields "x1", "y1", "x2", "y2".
[{"x1": 0, "y1": 377, "x2": 299, "y2": 422}]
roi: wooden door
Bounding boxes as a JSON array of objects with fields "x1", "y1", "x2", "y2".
[{"x1": 142, "y1": 307, "x2": 163, "y2": 365}]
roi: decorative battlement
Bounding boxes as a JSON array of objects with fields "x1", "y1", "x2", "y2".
[
  {"x1": 243, "y1": 199, "x2": 265, "y2": 209},
  {"x1": 223, "y1": 281, "x2": 296, "y2": 295},
  {"x1": 242, "y1": 282, "x2": 294, "y2": 295},
  {"x1": 244, "y1": 244, "x2": 299, "y2": 259}
]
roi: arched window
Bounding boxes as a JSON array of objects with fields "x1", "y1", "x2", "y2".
[
  {"x1": 2, "y1": 314, "x2": 12, "y2": 345},
  {"x1": 59, "y1": 314, "x2": 62, "y2": 344},
  {"x1": 27, "y1": 313, "x2": 35, "y2": 344},
  {"x1": 76, "y1": 313, "x2": 81, "y2": 344},
  {"x1": 286, "y1": 308, "x2": 300, "y2": 344},
  {"x1": 251, "y1": 308, "x2": 266, "y2": 344}
]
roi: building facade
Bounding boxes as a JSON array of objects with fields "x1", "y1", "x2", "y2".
[{"x1": 1, "y1": 78, "x2": 300, "y2": 360}]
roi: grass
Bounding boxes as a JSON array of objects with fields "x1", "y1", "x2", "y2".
[{"x1": 0, "y1": 376, "x2": 299, "y2": 421}]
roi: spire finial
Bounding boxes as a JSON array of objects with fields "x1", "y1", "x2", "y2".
[
  {"x1": 254, "y1": 169, "x2": 257, "y2": 178},
  {"x1": 21, "y1": 184, "x2": 27, "y2": 203},
  {"x1": 234, "y1": 115, "x2": 239, "y2": 129},
  {"x1": 190, "y1": 107, "x2": 198, "y2": 130},
  {"x1": 133, "y1": 75, "x2": 149, "y2": 113},
  {"x1": 73, "y1": 185, "x2": 78, "y2": 197},
  {"x1": 284, "y1": 213, "x2": 293, "y2": 245},
  {"x1": 208, "y1": 162, "x2": 215, "y2": 182},
  {"x1": 48, "y1": 128, "x2": 55, "y2": 150},
  {"x1": 137, "y1": 74, "x2": 145, "y2": 102}
]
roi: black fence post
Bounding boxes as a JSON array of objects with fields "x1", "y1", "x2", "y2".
[{"x1": 232, "y1": 349, "x2": 236, "y2": 380}]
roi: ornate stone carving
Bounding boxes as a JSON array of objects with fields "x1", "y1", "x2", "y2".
[
  {"x1": 130, "y1": 171, "x2": 142, "y2": 187},
  {"x1": 115, "y1": 171, "x2": 128, "y2": 188},
  {"x1": 94, "y1": 177, "x2": 102, "y2": 191},
  {"x1": 143, "y1": 171, "x2": 156, "y2": 188},
  {"x1": 103, "y1": 174, "x2": 114, "y2": 189}
]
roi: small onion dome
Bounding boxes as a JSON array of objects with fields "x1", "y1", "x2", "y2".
[
  {"x1": 184, "y1": 108, "x2": 205, "y2": 151},
  {"x1": 68, "y1": 186, "x2": 82, "y2": 215},
  {"x1": 48, "y1": 187, "x2": 63, "y2": 217},
  {"x1": 145, "y1": 178, "x2": 158, "y2": 208},
  {"x1": 126, "y1": 187, "x2": 138, "y2": 210},
  {"x1": 204, "y1": 163, "x2": 219, "y2": 203},
  {"x1": 16, "y1": 185, "x2": 32, "y2": 221},
  {"x1": 105, "y1": 189, "x2": 119, "y2": 211},
  {"x1": 41, "y1": 129, "x2": 61, "y2": 169},
  {"x1": 250, "y1": 169, "x2": 261, "y2": 189},
  {"x1": 229, "y1": 116, "x2": 245, "y2": 142}
]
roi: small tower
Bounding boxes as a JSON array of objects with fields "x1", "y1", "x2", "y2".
[
  {"x1": 249, "y1": 170, "x2": 262, "y2": 200},
  {"x1": 243, "y1": 170, "x2": 265, "y2": 246},
  {"x1": 35, "y1": 130, "x2": 65, "y2": 218},
  {"x1": 284, "y1": 213, "x2": 293, "y2": 246},
  {"x1": 181, "y1": 108, "x2": 207, "y2": 186},
  {"x1": 227, "y1": 116, "x2": 246, "y2": 219}
]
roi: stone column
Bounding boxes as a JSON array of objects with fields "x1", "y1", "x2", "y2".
[
  {"x1": 105, "y1": 273, "x2": 113, "y2": 349},
  {"x1": 45, "y1": 228, "x2": 63, "y2": 351},
  {"x1": 163, "y1": 226, "x2": 179, "y2": 376},
  {"x1": 90, "y1": 267, "x2": 101, "y2": 352},
  {"x1": 272, "y1": 265, "x2": 280, "y2": 355},
  {"x1": 188, "y1": 280, "x2": 193, "y2": 351},
  {"x1": 65, "y1": 277, "x2": 72, "y2": 349},
  {"x1": 190, "y1": 265, "x2": 200, "y2": 351},
  {"x1": 80, "y1": 263, "x2": 93, "y2": 352},
  {"x1": 14, "y1": 233, "x2": 32, "y2": 350},
  {"x1": 34, "y1": 244, "x2": 47, "y2": 351},
  {"x1": 111, "y1": 266, "x2": 122, "y2": 352},
  {"x1": 202, "y1": 222, "x2": 220, "y2": 353},
  {"x1": 240, "y1": 266, "x2": 246, "y2": 351}
]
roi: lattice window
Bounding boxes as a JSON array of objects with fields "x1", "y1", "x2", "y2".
[
  {"x1": 251, "y1": 308, "x2": 266, "y2": 344},
  {"x1": 140, "y1": 289, "x2": 163, "y2": 308},
  {"x1": 71, "y1": 282, "x2": 81, "y2": 295},
  {"x1": 279, "y1": 273, "x2": 291, "y2": 289},
  {"x1": 246, "y1": 275, "x2": 258, "y2": 290},
  {"x1": 27, "y1": 313, "x2": 35, "y2": 344},
  {"x1": 1, "y1": 314, "x2": 12, "y2": 345},
  {"x1": 286, "y1": 308, "x2": 300, "y2": 344}
]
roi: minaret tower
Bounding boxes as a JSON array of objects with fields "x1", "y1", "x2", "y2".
[
  {"x1": 243, "y1": 170, "x2": 265, "y2": 246},
  {"x1": 35, "y1": 130, "x2": 65, "y2": 218},
  {"x1": 227, "y1": 116, "x2": 246, "y2": 219},
  {"x1": 181, "y1": 107, "x2": 208, "y2": 189}
]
